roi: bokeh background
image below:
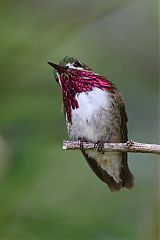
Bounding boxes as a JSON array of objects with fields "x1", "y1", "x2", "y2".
[{"x1": 0, "y1": 0, "x2": 159, "y2": 239}]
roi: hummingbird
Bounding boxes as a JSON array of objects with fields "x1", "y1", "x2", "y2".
[{"x1": 48, "y1": 56, "x2": 134, "y2": 192}]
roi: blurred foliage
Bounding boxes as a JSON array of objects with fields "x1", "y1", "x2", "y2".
[{"x1": 0, "y1": 0, "x2": 159, "y2": 239}]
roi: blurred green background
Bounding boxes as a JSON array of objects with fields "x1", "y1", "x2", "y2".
[{"x1": 0, "y1": 0, "x2": 159, "y2": 239}]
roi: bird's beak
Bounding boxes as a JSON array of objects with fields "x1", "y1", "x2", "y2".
[{"x1": 47, "y1": 62, "x2": 67, "y2": 74}]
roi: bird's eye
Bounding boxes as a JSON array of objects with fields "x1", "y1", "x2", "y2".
[
  {"x1": 73, "y1": 60, "x2": 82, "y2": 68},
  {"x1": 64, "y1": 66, "x2": 69, "y2": 70}
]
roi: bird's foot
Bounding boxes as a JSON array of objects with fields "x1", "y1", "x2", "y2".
[
  {"x1": 127, "y1": 140, "x2": 134, "y2": 147},
  {"x1": 78, "y1": 138, "x2": 87, "y2": 150},
  {"x1": 94, "y1": 141, "x2": 105, "y2": 154}
]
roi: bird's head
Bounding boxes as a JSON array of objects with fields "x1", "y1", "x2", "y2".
[
  {"x1": 48, "y1": 56, "x2": 114, "y2": 123},
  {"x1": 48, "y1": 56, "x2": 92, "y2": 84}
]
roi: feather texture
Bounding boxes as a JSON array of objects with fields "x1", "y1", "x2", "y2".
[{"x1": 49, "y1": 56, "x2": 134, "y2": 191}]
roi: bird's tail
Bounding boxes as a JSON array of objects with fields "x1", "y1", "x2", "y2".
[
  {"x1": 120, "y1": 153, "x2": 134, "y2": 189},
  {"x1": 82, "y1": 150, "x2": 134, "y2": 192}
]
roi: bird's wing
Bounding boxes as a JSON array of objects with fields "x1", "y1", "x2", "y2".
[
  {"x1": 120, "y1": 103, "x2": 128, "y2": 143},
  {"x1": 119, "y1": 102, "x2": 134, "y2": 188}
]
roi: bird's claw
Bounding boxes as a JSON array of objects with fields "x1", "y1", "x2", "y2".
[
  {"x1": 94, "y1": 141, "x2": 105, "y2": 154},
  {"x1": 78, "y1": 138, "x2": 87, "y2": 150},
  {"x1": 127, "y1": 140, "x2": 134, "y2": 147}
]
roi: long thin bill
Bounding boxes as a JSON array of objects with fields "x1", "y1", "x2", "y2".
[{"x1": 47, "y1": 62, "x2": 67, "y2": 74}]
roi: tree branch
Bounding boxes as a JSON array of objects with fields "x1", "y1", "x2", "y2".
[{"x1": 63, "y1": 140, "x2": 160, "y2": 155}]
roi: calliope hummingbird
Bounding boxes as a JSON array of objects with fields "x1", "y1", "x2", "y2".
[{"x1": 48, "y1": 56, "x2": 134, "y2": 192}]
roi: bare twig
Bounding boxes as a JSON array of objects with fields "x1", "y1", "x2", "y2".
[{"x1": 63, "y1": 140, "x2": 160, "y2": 155}]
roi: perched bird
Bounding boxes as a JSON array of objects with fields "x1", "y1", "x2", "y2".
[{"x1": 48, "y1": 56, "x2": 134, "y2": 192}]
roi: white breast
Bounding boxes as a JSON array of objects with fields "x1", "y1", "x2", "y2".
[
  {"x1": 66, "y1": 87, "x2": 120, "y2": 142},
  {"x1": 74, "y1": 87, "x2": 107, "y2": 121},
  {"x1": 66, "y1": 87, "x2": 123, "y2": 183}
]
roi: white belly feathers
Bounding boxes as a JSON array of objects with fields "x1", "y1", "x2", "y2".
[{"x1": 66, "y1": 87, "x2": 120, "y2": 142}]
